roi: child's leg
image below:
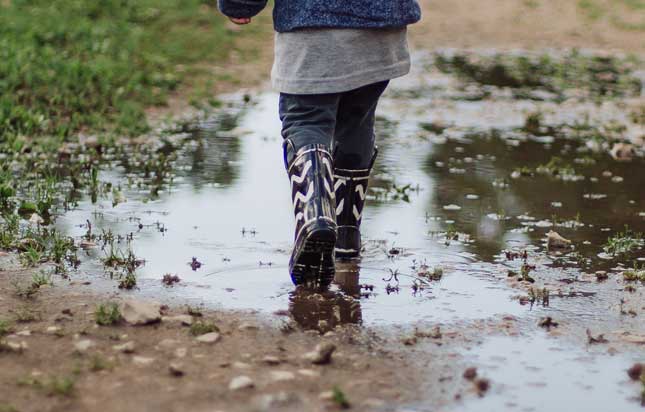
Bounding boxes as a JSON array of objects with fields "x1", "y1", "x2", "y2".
[
  {"x1": 279, "y1": 93, "x2": 341, "y2": 165},
  {"x1": 332, "y1": 80, "x2": 389, "y2": 169},
  {"x1": 331, "y1": 80, "x2": 389, "y2": 259},
  {"x1": 278, "y1": 92, "x2": 341, "y2": 287}
]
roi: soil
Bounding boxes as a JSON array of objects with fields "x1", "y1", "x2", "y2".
[{"x1": 0, "y1": 255, "x2": 424, "y2": 412}]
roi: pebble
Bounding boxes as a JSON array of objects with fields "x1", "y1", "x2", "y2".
[
  {"x1": 174, "y1": 347, "x2": 188, "y2": 358},
  {"x1": 261, "y1": 355, "x2": 282, "y2": 365},
  {"x1": 74, "y1": 339, "x2": 95, "y2": 353},
  {"x1": 229, "y1": 376, "x2": 255, "y2": 391},
  {"x1": 1, "y1": 340, "x2": 27, "y2": 353},
  {"x1": 46, "y1": 326, "x2": 61, "y2": 334},
  {"x1": 233, "y1": 362, "x2": 252, "y2": 369},
  {"x1": 168, "y1": 362, "x2": 185, "y2": 377},
  {"x1": 196, "y1": 332, "x2": 221, "y2": 344},
  {"x1": 319, "y1": 391, "x2": 334, "y2": 401},
  {"x1": 162, "y1": 315, "x2": 193, "y2": 326},
  {"x1": 120, "y1": 299, "x2": 161, "y2": 326},
  {"x1": 238, "y1": 322, "x2": 259, "y2": 331},
  {"x1": 16, "y1": 330, "x2": 31, "y2": 336},
  {"x1": 269, "y1": 371, "x2": 295, "y2": 382},
  {"x1": 297, "y1": 369, "x2": 320, "y2": 378},
  {"x1": 546, "y1": 230, "x2": 571, "y2": 250},
  {"x1": 132, "y1": 356, "x2": 155, "y2": 366},
  {"x1": 113, "y1": 341, "x2": 136, "y2": 354},
  {"x1": 303, "y1": 342, "x2": 336, "y2": 365}
]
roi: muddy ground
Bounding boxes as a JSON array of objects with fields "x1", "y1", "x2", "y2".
[{"x1": 2, "y1": 1, "x2": 645, "y2": 412}]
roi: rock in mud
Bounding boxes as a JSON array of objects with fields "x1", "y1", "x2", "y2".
[
  {"x1": 74, "y1": 339, "x2": 95, "y2": 353},
  {"x1": 269, "y1": 371, "x2": 295, "y2": 382},
  {"x1": 0, "y1": 340, "x2": 27, "y2": 353},
  {"x1": 162, "y1": 315, "x2": 193, "y2": 326},
  {"x1": 169, "y1": 362, "x2": 185, "y2": 377},
  {"x1": 303, "y1": 342, "x2": 336, "y2": 365},
  {"x1": 298, "y1": 369, "x2": 321, "y2": 378},
  {"x1": 28, "y1": 213, "x2": 44, "y2": 225},
  {"x1": 627, "y1": 363, "x2": 643, "y2": 380},
  {"x1": 120, "y1": 299, "x2": 161, "y2": 325},
  {"x1": 113, "y1": 341, "x2": 136, "y2": 353},
  {"x1": 463, "y1": 367, "x2": 478, "y2": 381},
  {"x1": 196, "y1": 332, "x2": 221, "y2": 344},
  {"x1": 132, "y1": 356, "x2": 155, "y2": 366},
  {"x1": 538, "y1": 317, "x2": 559, "y2": 329},
  {"x1": 546, "y1": 231, "x2": 571, "y2": 250},
  {"x1": 475, "y1": 378, "x2": 490, "y2": 396},
  {"x1": 610, "y1": 143, "x2": 635, "y2": 161},
  {"x1": 229, "y1": 376, "x2": 255, "y2": 391},
  {"x1": 262, "y1": 355, "x2": 282, "y2": 365}
]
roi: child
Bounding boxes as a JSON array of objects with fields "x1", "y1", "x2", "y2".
[{"x1": 218, "y1": 0, "x2": 421, "y2": 287}]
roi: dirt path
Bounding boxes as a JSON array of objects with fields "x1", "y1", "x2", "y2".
[{"x1": 0, "y1": 255, "x2": 426, "y2": 412}]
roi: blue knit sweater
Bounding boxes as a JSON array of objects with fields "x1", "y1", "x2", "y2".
[{"x1": 218, "y1": 0, "x2": 421, "y2": 33}]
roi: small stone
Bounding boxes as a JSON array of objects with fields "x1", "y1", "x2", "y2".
[
  {"x1": 237, "y1": 322, "x2": 258, "y2": 331},
  {"x1": 475, "y1": 378, "x2": 490, "y2": 396},
  {"x1": 1, "y1": 340, "x2": 27, "y2": 353},
  {"x1": 303, "y1": 342, "x2": 336, "y2": 365},
  {"x1": 113, "y1": 341, "x2": 136, "y2": 354},
  {"x1": 546, "y1": 231, "x2": 571, "y2": 250},
  {"x1": 610, "y1": 143, "x2": 635, "y2": 162},
  {"x1": 132, "y1": 356, "x2": 155, "y2": 366},
  {"x1": 28, "y1": 213, "x2": 44, "y2": 225},
  {"x1": 174, "y1": 347, "x2": 188, "y2": 358},
  {"x1": 269, "y1": 371, "x2": 295, "y2": 382},
  {"x1": 169, "y1": 362, "x2": 185, "y2": 377},
  {"x1": 46, "y1": 326, "x2": 61, "y2": 334},
  {"x1": 297, "y1": 369, "x2": 320, "y2": 378},
  {"x1": 74, "y1": 339, "x2": 95, "y2": 353},
  {"x1": 229, "y1": 376, "x2": 254, "y2": 391},
  {"x1": 162, "y1": 315, "x2": 193, "y2": 326},
  {"x1": 16, "y1": 330, "x2": 31, "y2": 336},
  {"x1": 120, "y1": 299, "x2": 161, "y2": 326},
  {"x1": 319, "y1": 391, "x2": 334, "y2": 401},
  {"x1": 79, "y1": 240, "x2": 96, "y2": 249},
  {"x1": 196, "y1": 332, "x2": 220, "y2": 344},
  {"x1": 627, "y1": 363, "x2": 643, "y2": 380},
  {"x1": 262, "y1": 356, "x2": 282, "y2": 365},
  {"x1": 463, "y1": 367, "x2": 477, "y2": 381},
  {"x1": 233, "y1": 362, "x2": 251, "y2": 369}
]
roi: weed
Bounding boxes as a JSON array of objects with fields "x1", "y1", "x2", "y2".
[
  {"x1": 13, "y1": 307, "x2": 39, "y2": 323},
  {"x1": 11, "y1": 279, "x2": 39, "y2": 299},
  {"x1": 89, "y1": 355, "x2": 114, "y2": 372},
  {"x1": 95, "y1": 303, "x2": 121, "y2": 326},
  {"x1": 189, "y1": 320, "x2": 219, "y2": 336},
  {"x1": 528, "y1": 287, "x2": 550, "y2": 306},
  {"x1": 623, "y1": 268, "x2": 645, "y2": 282},
  {"x1": 46, "y1": 376, "x2": 76, "y2": 397},
  {"x1": 31, "y1": 271, "x2": 52, "y2": 288},
  {"x1": 118, "y1": 272, "x2": 137, "y2": 290},
  {"x1": 604, "y1": 227, "x2": 644, "y2": 256},
  {"x1": 332, "y1": 386, "x2": 351, "y2": 409},
  {"x1": 0, "y1": 320, "x2": 12, "y2": 337},
  {"x1": 19, "y1": 245, "x2": 43, "y2": 267},
  {"x1": 186, "y1": 305, "x2": 203, "y2": 317}
]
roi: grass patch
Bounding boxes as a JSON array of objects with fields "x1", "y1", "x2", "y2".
[
  {"x1": 95, "y1": 302, "x2": 122, "y2": 326},
  {"x1": 0, "y1": 319, "x2": 13, "y2": 337},
  {"x1": 332, "y1": 386, "x2": 351, "y2": 409},
  {"x1": 189, "y1": 320, "x2": 219, "y2": 336},
  {"x1": 0, "y1": 0, "x2": 240, "y2": 141},
  {"x1": 604, "y1": 227, "x2": 644, "y2": 256}
]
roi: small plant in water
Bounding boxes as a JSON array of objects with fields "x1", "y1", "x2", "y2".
[
  {"x1": 604, "y1": 227, "x2": 643, "y2": 256},
  {"x1": 118, "y1": 272, "x2": 137, "y2": 290},
  {"x1": 95, "y1": 303, "x2": 121, "y2": 326},
  {"x1": 332, "y1": 386, "x2": 351, "y2": 409},
  {"x1": 189, "y1": 320, "x2": 219, "y2": 336}
]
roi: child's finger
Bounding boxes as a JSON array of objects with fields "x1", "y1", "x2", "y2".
[{"x1": 229, "y1": 17, "x2": 251, "y2": 25}]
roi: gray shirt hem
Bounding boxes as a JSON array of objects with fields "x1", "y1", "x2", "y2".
[{"x1": 272, "y1": 59, "x2": 410, "y2": 94}]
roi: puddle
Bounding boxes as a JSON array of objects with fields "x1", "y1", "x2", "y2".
[
  {"x1": 48, "y1": 49, "x2": 645, "y2": 410},
  {"x1": 452, "y1": 333, "x2": 643, "y2": 412}
]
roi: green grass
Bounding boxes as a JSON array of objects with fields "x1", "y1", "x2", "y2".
[
  {"x1": 189, "y1": 320, "x2": 219, "y2": 336},
  {"x1": 95, "y1": 302, "x2": 121, "y2": 326},
  {"x1": 0, "y1": 0, "x2": 238, "y2": 141}
]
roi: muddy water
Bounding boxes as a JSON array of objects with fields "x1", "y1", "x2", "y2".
[{"x1": 56, "y1": 51, "x2": 644, "y2": 410}]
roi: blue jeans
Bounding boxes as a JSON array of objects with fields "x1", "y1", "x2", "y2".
[{"x1": 279, "y1": 81, "x2": 389, "y2": 169}]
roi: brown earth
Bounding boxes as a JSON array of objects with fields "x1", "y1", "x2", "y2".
[{"x1": 0, "y1": 255, "x2": 425, "y2": 412}]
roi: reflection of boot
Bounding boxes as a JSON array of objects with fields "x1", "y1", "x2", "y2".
[
  {"x1": 333, "y1": 149, "x2": 377, "y2": 259},
  {"x1": 286, "y1": 143, "x2": 337, "y2": 287},
  {"x1": 289, "y1": 288, "x2": 362, "y2": 333}
]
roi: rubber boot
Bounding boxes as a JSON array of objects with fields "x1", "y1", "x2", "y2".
[
  {"x1": 333, "y1": 148, "x2": 377, "y2": 259},
  {"x1": 285, "y1": 143, "x2": 337, "y2": 287}
]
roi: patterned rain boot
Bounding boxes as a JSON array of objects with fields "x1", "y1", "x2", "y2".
[
  {"x1": 286, "y1": 143, "x2": 337, "y2": 287},
  {"x1": 333, "y1": 149, "x2": 377, "y2": 259}
]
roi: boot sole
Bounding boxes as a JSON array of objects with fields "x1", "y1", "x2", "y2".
[{"x1": 291, "y1": 228, "x2": 336, "y2": 288}]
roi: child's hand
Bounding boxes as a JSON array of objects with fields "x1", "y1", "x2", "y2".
[{"x1": 229, "y1": 17, "x2": 251, "y2": 25}]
